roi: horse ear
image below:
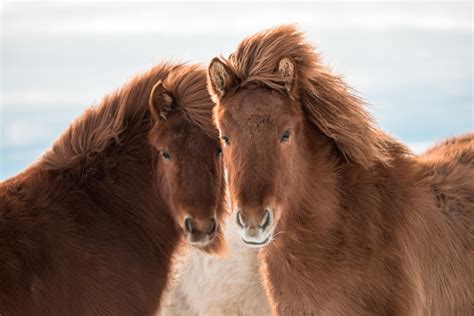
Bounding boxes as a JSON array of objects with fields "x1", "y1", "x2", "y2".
[
  {"x1": 208, "y1": 57, "x2": 235, "y2": 100},
  {"x1": 149, "y1": 80, "x2": 174, "y2": 121},
  {"x1": 278, "y1": 57, "x2": 297, "y2": 98}
]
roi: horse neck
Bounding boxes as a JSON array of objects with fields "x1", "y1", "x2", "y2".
[
  {"x1": 274, "y1": 123, "x2": 415, "y2": 259},
  {"x1": 94, "y1": 116, "x2": 183, "y2": 244},
  {"x1": 277, "y1": 123, "x2": 341, "y2": 241},
  {"x1": 41, "y1": 105, "x2": 174, "y2": 231}
]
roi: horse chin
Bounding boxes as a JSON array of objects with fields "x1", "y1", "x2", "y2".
[
  {"x1": 241, "y1": 234, "x2": 272, "y2": 248},
  {"x1": 186, "y1": 238, "x2": 214, "y2": 248},
  {"x1": 240, "y1": 226, "x2": 274, "y2": 248},
  {"x1": 190, "y1": 230, "x2": 228, "y2": 256}
]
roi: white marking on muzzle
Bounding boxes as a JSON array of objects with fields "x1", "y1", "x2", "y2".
[{"x1": 240, "y1": 226, "x2": 271, "y2": 247}]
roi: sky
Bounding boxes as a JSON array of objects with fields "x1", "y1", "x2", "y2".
[{"x1": 1, "y1": 1, "x2": 473, "y2": 179}]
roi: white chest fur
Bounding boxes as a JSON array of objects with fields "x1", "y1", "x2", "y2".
[{"x1": 161, "y1": 219, "x2": 271, "y2": 316}]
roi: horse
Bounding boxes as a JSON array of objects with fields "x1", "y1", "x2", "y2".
[
  {"x1": 147, "y1": 65, "x2": 226, "y2": 254},
  {"x1": 160, "y1": 217, "x2": 271, "y2": 316},
  {"x1": 207, "y1": 25, "x2": 473, "y2": 315},
  {"x1": 148, "y1": 69, "x2": 270, "y2": 316},
  {"x1": 0, "y1": 62, "x2": 226, "y2": 315}
]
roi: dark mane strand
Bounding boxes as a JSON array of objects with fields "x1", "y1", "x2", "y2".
[{"x1": 161, "y1": 64, "x2": 218, "y2": 140}]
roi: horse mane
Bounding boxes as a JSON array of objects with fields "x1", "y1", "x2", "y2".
[
  {"x1": 157, "y1": 64, "x2": 218, "y2": 140},
  {"x1": 41, "y1": 62, "x2": 216, "y2": 172},
  {"x1": 219, "y1": 25, "x2": 410, "y2": 168}
]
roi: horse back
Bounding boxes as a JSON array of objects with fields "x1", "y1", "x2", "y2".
[
  {"x1": 0, "y1": 167, "x2": 175, "y2": 315},
  {"x1": 418, "y1": 133, "x2": 474, "y2": 217},
  {"x1": 409, "y1": 133, "x2": 473, "y2": 314}
]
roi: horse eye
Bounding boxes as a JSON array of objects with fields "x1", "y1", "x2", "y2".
[
  {"x1": 280, "y1": 129, "x2": 291, "y2": 142},
  {"x1": 222, "y1": 136, "x2": 230, "y2": 145},
  {"x1": 162, "y1": 151, "x2": 171, "y2": 160},
  {"x1": 216, "y1": 147, "x2": 223, "y2": 157}
]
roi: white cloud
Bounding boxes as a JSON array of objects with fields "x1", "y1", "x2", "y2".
[
  {"x1": 407, "y1": 141, "x2": 435, "y2": 154},
  {"x1": 2, "y1": 90, "x2": 87, "y2": 106},
  {"x1": 1, "y1": 118, "x2": 51, "y2": 147},
  {"x1": 2, "y1": 2, "x2": 472, "y2": 38}
]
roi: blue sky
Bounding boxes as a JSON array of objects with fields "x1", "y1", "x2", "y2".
[{"x1": 1, "y1": 1, "x2": 472, "y2": 179}]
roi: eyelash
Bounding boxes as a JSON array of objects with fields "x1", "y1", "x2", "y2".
[
  {"x1": 161, "y1": 151, "x2": 171, "y2": 160},
  {"x1": 280, "y1": 129, "x2": 291, "y2": 142},
  {"x1": 222, "y1": 136, "x2": 230, "y2": 145}
]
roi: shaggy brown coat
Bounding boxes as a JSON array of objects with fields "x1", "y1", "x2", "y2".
[
  {"x1": 208, "y1": 25, "x2": 473, "y2": 315},
  {"x1": 0, "y1": 63, "x2": 222, "y2": 315}
]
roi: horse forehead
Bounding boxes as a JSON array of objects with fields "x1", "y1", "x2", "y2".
[
  {"x1": 226, "y1": 90, "x2": 288, "y2": 124},
  {"x1": 165, "y1": 121, "x2": 212, "y2": 151},
  {"x1": 180, "y1": 127, "x2": 213, "y2": 149}
]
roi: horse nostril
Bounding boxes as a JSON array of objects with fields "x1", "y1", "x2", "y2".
[
  {"x1": 236, "y1": 210, "x2": 245, "y2": 228},
  {"x1": 260, "y1": 209, "x2": 271, "y2": 229},
  {"x1": 208, "y1": 217, "x2": 217, "y2": 235},
  {"x1": 184, "y1": 217, "x2": 193, "y2": 233}
]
